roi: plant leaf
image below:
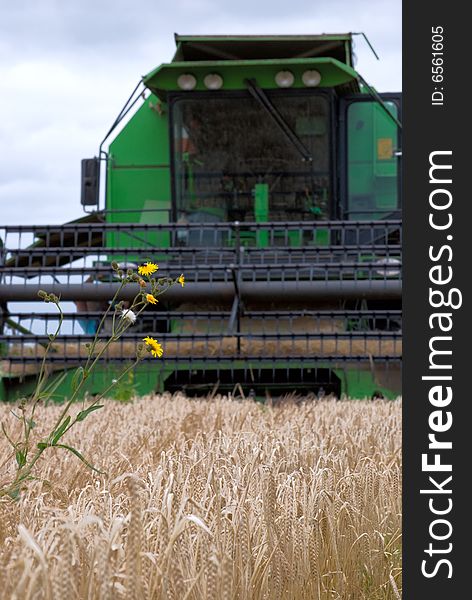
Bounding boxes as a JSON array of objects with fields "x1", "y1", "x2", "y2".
[
  {"x1": 50, "y1": 416, "x2": 71, "y2": 446},
  {"x1": 15, "y1": 450, "x2": 26, "y2": 468},
  {"x1": 55, "y1": 444, "x2": 104, "y2": 474},
  {"x1": 7, "y1": 488, "x2": 20, "y2": 500},
  {"x1": 37, "y1": 442, "x2": 47, "y2": 450},
  {"x1": 43, "y1": 372, "x2": 68, "y2": 397},
  {"x1": 76, "y1": 404, "x2": 104, "y2": 422},
  {"x1": 71, "y1": 367, "x2": 85, "y2": 393}
]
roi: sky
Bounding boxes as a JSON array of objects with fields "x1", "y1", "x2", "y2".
[{"x1": 0, "y1": 0, "x2": 401, "y2": 226}]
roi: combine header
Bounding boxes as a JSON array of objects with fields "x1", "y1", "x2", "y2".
[{"x1": 0, "y1": 34, "x2": 402, "y2": 400}]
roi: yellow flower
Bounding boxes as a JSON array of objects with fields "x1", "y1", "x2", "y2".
[
  {"x1": 143, "y1": 336, "x2": 163, "y2": 358},
  {"x1": 178, "y1": 274, "x2": 185, "y2": 287},
  {"x1": 138, "y1": 262, "x2": 159, "y2": 277},
  {"x1": 146, "y1": 293, "x2": 158, "y2": 305}
]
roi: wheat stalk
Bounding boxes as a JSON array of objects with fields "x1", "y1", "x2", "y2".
[{"x1": 0, "y1": 395, "x2": 402, "y2": 599}]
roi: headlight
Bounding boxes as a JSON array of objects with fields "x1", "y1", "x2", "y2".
[
  {"x1": 177, "y1": 74, "x2": 197, "y2": 90},
  {"x1": 374, "y1": 258, "x2": 401, "y2": 278},
  {"x1": 203, "y1": 73, "x2": 223, "y2": 90},
  {"x1": 302, "y1": 70, "x2": 321, "y2": 87},
  {"x1": 275, "y1": 70, "x2": 294, "y2": 88}
]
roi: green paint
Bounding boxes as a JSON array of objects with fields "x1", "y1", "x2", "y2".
[
  {"x1": 106, "y1": 94, "x2": 172, "y2": 253},
  {"x1": 254, "y1": 183, "x2": 269, "y2": 247},
  {"x1": 288, "y1": 230, "x2": 302, "y2": 246},
  {"x1": 144, "y1": 58, "x2": 358, "y2": 97},
  {"x1": 336, "y1": 368, "x2": 400, "y2": 399},
  {"x1": 314, "y1": 228, "x2": 329, "y2": 245},
  {"x1": 347, "y1": 100, "x2": 399, "y2": 219},
  {"x1": 1, "y1": 365, "x2": 160, "y2": 403},
  {"x1": 1, "y1": 358, "x2": 400, "y2": 402}
]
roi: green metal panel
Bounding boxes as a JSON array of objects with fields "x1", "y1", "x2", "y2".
[
  {"x1": 106, "y1": 94, "x2": 171, "y2": 252},
  {"x1": 1, "y1": 361, "x2": 400, "y2": 402},
  {"x1": 254, "y1": 183, "x2": 269, "y2": 247},
  {"x1": 1, "y1": 365, "x2": 160, "y2": 402},
  {"x1": 144, "y1": 58, "x2": 358, "y2": 96},
  {"x1": 314, "y1": 228, "x2": 329, "y2": 245},
  {"x1": 109, "y1": 97, "x2": 169, "y2": 166},
  {"x1": 337, "y1": 368, "x2": 400, "y2": 400},
  {"x1": 347, "y1": 100, "x2": 399, "y2": 219}
]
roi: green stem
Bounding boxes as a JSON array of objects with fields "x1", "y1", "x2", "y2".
[
  {"x1": 1, "y1": 274, "x2": 179, "y2": 499},
  {"x1": 62, "y1": 358, "x2": 142, "y2": 438},
  {"x1": 1, "y1": 445, "x2": 46, "y2": 498},
  {"x1": 31, "y1": 303, "x2": 64, "y2": 403},
  {"x1": 48, "y1": 279, "x2": 131, "y2": 434},
  {"x1": 48, "y1": 285, "x2": 147, "y2": 436},
  {"x1": 83, "y1": 278, "x2": 128, "y2": 373},
  {"x1": 24, "y1": 303, "x2": 64, "y2": 454}
]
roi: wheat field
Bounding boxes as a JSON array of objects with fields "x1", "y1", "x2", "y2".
[{"x1": 0, "y1": 395, "x2": 402, "y2": 600}]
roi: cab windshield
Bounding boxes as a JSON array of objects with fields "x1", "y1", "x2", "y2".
[{"x1": 171, "y1": 92, "x2": 331, "y2": 226}]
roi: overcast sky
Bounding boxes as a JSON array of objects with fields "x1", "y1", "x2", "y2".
[{"x1": 0, "y1": 0, "x2": 401, "y2": 226}]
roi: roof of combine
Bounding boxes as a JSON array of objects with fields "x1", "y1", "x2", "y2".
[{"x1": 172, "y1": 34, "x2": 353, "y2": 64}]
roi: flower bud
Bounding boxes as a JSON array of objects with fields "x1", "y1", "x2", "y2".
[{"x1": 136, "y1": 343, "x2": 146, "y2": 359}]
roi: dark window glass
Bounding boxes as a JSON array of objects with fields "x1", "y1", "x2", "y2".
[{"x1": 172, "y1": 93, "x2": 331, "y2": 227}]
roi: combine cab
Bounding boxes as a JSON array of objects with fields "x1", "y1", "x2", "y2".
[{"x1": 0, "y1": 34, "x2": 401, "y2": 400}]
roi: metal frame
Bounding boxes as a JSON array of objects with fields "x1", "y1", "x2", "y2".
[
  {"x1": 0, "y1": 220, "x2": 402, "y2": 388},
  {"x1": 167, "y1": 87, "x2": 338, "y2": 221}
]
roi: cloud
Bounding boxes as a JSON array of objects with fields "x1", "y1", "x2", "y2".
[{"x1": 0, "y1": 0, "x2": 401, "y2": 226}]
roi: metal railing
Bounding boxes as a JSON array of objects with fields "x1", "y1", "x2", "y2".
[{"x1": 1, "y1": 219, "x2": 402, "y2": 377}]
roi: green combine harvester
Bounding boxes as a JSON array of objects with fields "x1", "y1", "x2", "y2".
[{"x1": 0, "y1": 34, "x2": 401, "y2": 401}]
